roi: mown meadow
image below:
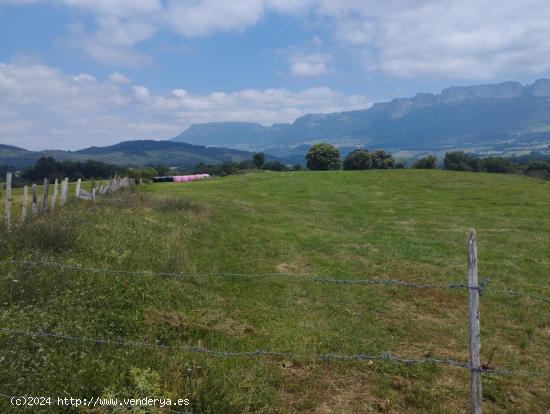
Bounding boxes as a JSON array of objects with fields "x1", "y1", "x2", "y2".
[{"x1": 0, "y1": 169, "x2": 549, "y2": 413}]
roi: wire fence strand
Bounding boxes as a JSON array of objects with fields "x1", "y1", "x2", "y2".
[
  {"x1": 0, "y1": 258, "x2": 478, "y2": 291},
  {"x1": 1, "y1": 328, "x2": 548, "y2": 378},
  {"x1": 3, "y1": 259, "x2": 549, "y2": 304}
]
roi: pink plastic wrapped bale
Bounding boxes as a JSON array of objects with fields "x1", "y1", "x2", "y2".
[{"x1": 182, "y1": 176, "x2": 189, "y2": 182}]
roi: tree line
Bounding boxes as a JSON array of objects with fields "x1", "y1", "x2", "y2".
[{"x1": 3, "y1": 147, "x2": 549, "y2": 185}]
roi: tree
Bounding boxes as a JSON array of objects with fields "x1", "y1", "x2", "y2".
[
  {"x1": 305, "y1": 143, "x2": 341, "y2": 171},
  {"x1": 444, "y1": 151, "x2": 470, "y2": 171},
  {"x1": 483, "y1": 157, "x2": 514, "y2": 173},
  {"x1": 444, "y1": 151, "x2": 483, "y2": 172},
  {"x1": 263, "y1": 160, "x2": 289, "y2": 171},
  {"x1": 343, "y1": 149, "x2": 372, "y2": 170},
  {"x1": 252, "y1": 152, "x2": 265, "y2": 168},
  {"x1": 524, "y1": 161, "x2": 550, "y2": 179},
  {"x1": 371, "y1": 149, "x2": 395, "y2": 169},
  {"x1": 413, "y1": 155, "x2": 437, "y2": 169}
]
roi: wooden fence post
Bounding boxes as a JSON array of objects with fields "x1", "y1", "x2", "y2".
[
  {"x1": 51, "y1": 178, "x2": 58, "y2": 210},
  {"x1": 60, "y1": 178, "x2": 68, "y2": 207},
  {"x1": 92, "y1": 187, "x2": 96, "y2": 201},
  {"x1": 41, "y1": 178, "x2": 49, "y2": 213},
  {"x1": 32, "y1": 184, "x2": 38, "y2": 215},
  {"x1": 76, "y1": 178, "x2": 81, "y2": 198},
  {"x1": 21, "y1": 185, "x2": 28, "y2": 222},
  {"x1": 3, "y1": 172, "x2": 12, "y2": 226},
  {"x1": 468, "y1": 229, "x2": 482, "y2": 414}
]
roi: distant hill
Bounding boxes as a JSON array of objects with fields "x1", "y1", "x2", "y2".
[
  {"x1": 171, "y1": 79, "x2": 550, "y2": 157},
  {"x1": 0, "y1": 140, "x2": 256, "y2": 169}
]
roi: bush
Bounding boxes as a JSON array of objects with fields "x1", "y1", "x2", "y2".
[
  {"x1": 371, "y1": 149, "x2": 395, "y2": 169},
  {"x1": 343, "y1": 149, "x2": 372, "y2": 170},
  {"x1": 413, "y1": 155, "x2": 437, "y2": 169},
  {"x1": 305, "y1": 143, "x2": 341, "y2": 171}
]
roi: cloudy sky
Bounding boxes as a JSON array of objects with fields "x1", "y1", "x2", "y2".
[{"x1": 2, "y1": 0, "x2": 550, "y2": 150}]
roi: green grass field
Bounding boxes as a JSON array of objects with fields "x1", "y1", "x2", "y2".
[{"x1": 0, "y1": 170, "x2": 549, "y2": 413}]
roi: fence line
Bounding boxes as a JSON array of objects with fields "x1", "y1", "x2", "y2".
[
  {"x1": 1, "y1": 173, "x2": 136, "y2": 227},
  {"x1": 0, "y1": 258, "x2": 483, "y2": 290},
  {"x1": 2, "y1": 259, "x2": 548, "y2": 305},
  {"x1": 1, "y1": 328, "x2": 548, "y2": 379}
]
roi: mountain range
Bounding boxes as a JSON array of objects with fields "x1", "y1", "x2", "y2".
[
  {"x1": 3, "y1": 79, "x2": 550, "y2": 169},
  {"x1": 171, "y1": 79, "x2": 550, "y2": 159},
  {"x1": 0, "y1": 140, "x2": 254, "y2": 169}
]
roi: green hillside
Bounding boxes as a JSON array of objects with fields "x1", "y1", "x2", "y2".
[
  {"x1": 0, "y1": 170, "x2": 548, "y2": 413},
  {"x1": 0, "y1": 140, "x2": 255, "y2": 169}
]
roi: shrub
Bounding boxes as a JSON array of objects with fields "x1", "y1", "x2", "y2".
[
  {"x1": 413, "y1": 155, "x2": 437, "y2": 169},
  {"x1": 343, "y1": 149, "x2": 372, "y2": 170},
  {"x1": 305, "y1": 143, "x2": 341, "y2": 171}
]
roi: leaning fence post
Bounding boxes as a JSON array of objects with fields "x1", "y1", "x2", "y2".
[
  {"x1": 32, "y1": 184, "x2": 38, "y2": 215},
  {"x1": 60, "y1": 178, "x2": 68, "y2": 207},
  {"x1": 76, "y1": 178, "x2": 81, "y2": 199},
  {"x1": 51, "y1": 178, "x2": 58, "y2": 210},
  {"x1": 3, "y1": 172, "x2": 12, "y2": 226},
  {"x1": 41, "y1": 178, "x2": 49, "y2": 212},
  {"x1": 92, "y1": 187, "x2": 96, "y2": 201},
  {"x1": 468, "y1": 229, "x2": 482, "y2": 414}
]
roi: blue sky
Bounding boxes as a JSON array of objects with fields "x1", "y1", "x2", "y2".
[{"x1": 2, "y1": 0, "x2": 550, "y2": 150}]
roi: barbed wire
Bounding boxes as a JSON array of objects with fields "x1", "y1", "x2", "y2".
[
  {"x1": 1, "y1": 328, "x2": 548, "y2": 378},
  {"x1": 6, "y1": 259, "x2": 548, "y2": 303},
  {"x1": 0, "y1": 259, "x2": 476, "y2": 291}
]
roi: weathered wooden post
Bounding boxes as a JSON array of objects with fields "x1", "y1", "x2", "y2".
[
  {"x1": 32, "y1": 184, "x2": 38, "y2": 215},
  {"x1": 92, "y1": 187, "x2": 96, "y2": 201},
  {"x1": 41, "y1": 178, "x2": 49, "y2": 212},
  {"x1": 60, "y1": 178, "x2": 68, "y2": 207},
  {"x1": 468, "y1": 229, "x2": 482, "y2": 414},
  {"x1": 21, "y1": 185, "x2": 28, "y2": 222},
  {"x1": 76, "y1": 178, "x2": 81, "y2": 198},
  {"x1": 51, "y1": 178, "x2": 59, "y2": 210},
  {"x1": 3, "y1": 172, "x2": 12, "y2": 226}
]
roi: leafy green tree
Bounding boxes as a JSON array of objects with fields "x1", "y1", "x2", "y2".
[
  {"x1": 252, "y1": 152, "x2": 265, "y2": 168},
  {"x1": 444, "y1": 151, "x2": 470, "y2": 171},
  {"x1": 371, "y1": 149, "x2": 395, "y2": 169},
  {"x1": 483, "y1": 157, "x2": 514, "y2": 173},
  {"x1": 524, "y1": 161, "x2": 550, "y2": 179},
  {"x1": 413, "y1": 155, "x2": 437, "y2": 169},
  {"x1": 305, "y1": 143, "x2": 341, "y2": 171},
  {"x1": 343, "y1": 149, "x2": 372, "y2": 170},
  {"x1": 263, "y1": 161, "x2": 289, "y2": 171}
]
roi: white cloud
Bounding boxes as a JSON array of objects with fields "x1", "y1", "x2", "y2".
[
  {"x1": 108, "y1": 71, "x2": 131, "y2": 84},
  {"x1": 290, "y1": 53, "x2": 331, "y2": 77},
  {"x1": 0, "y1": 61, "x2": 371, "y2": 150},
  {"x1": 64, "y1": 22, "x2": 152, "y2": 67},
  {"x1": 9, "y1": 0, "x2": 550, "y2": 78}
]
